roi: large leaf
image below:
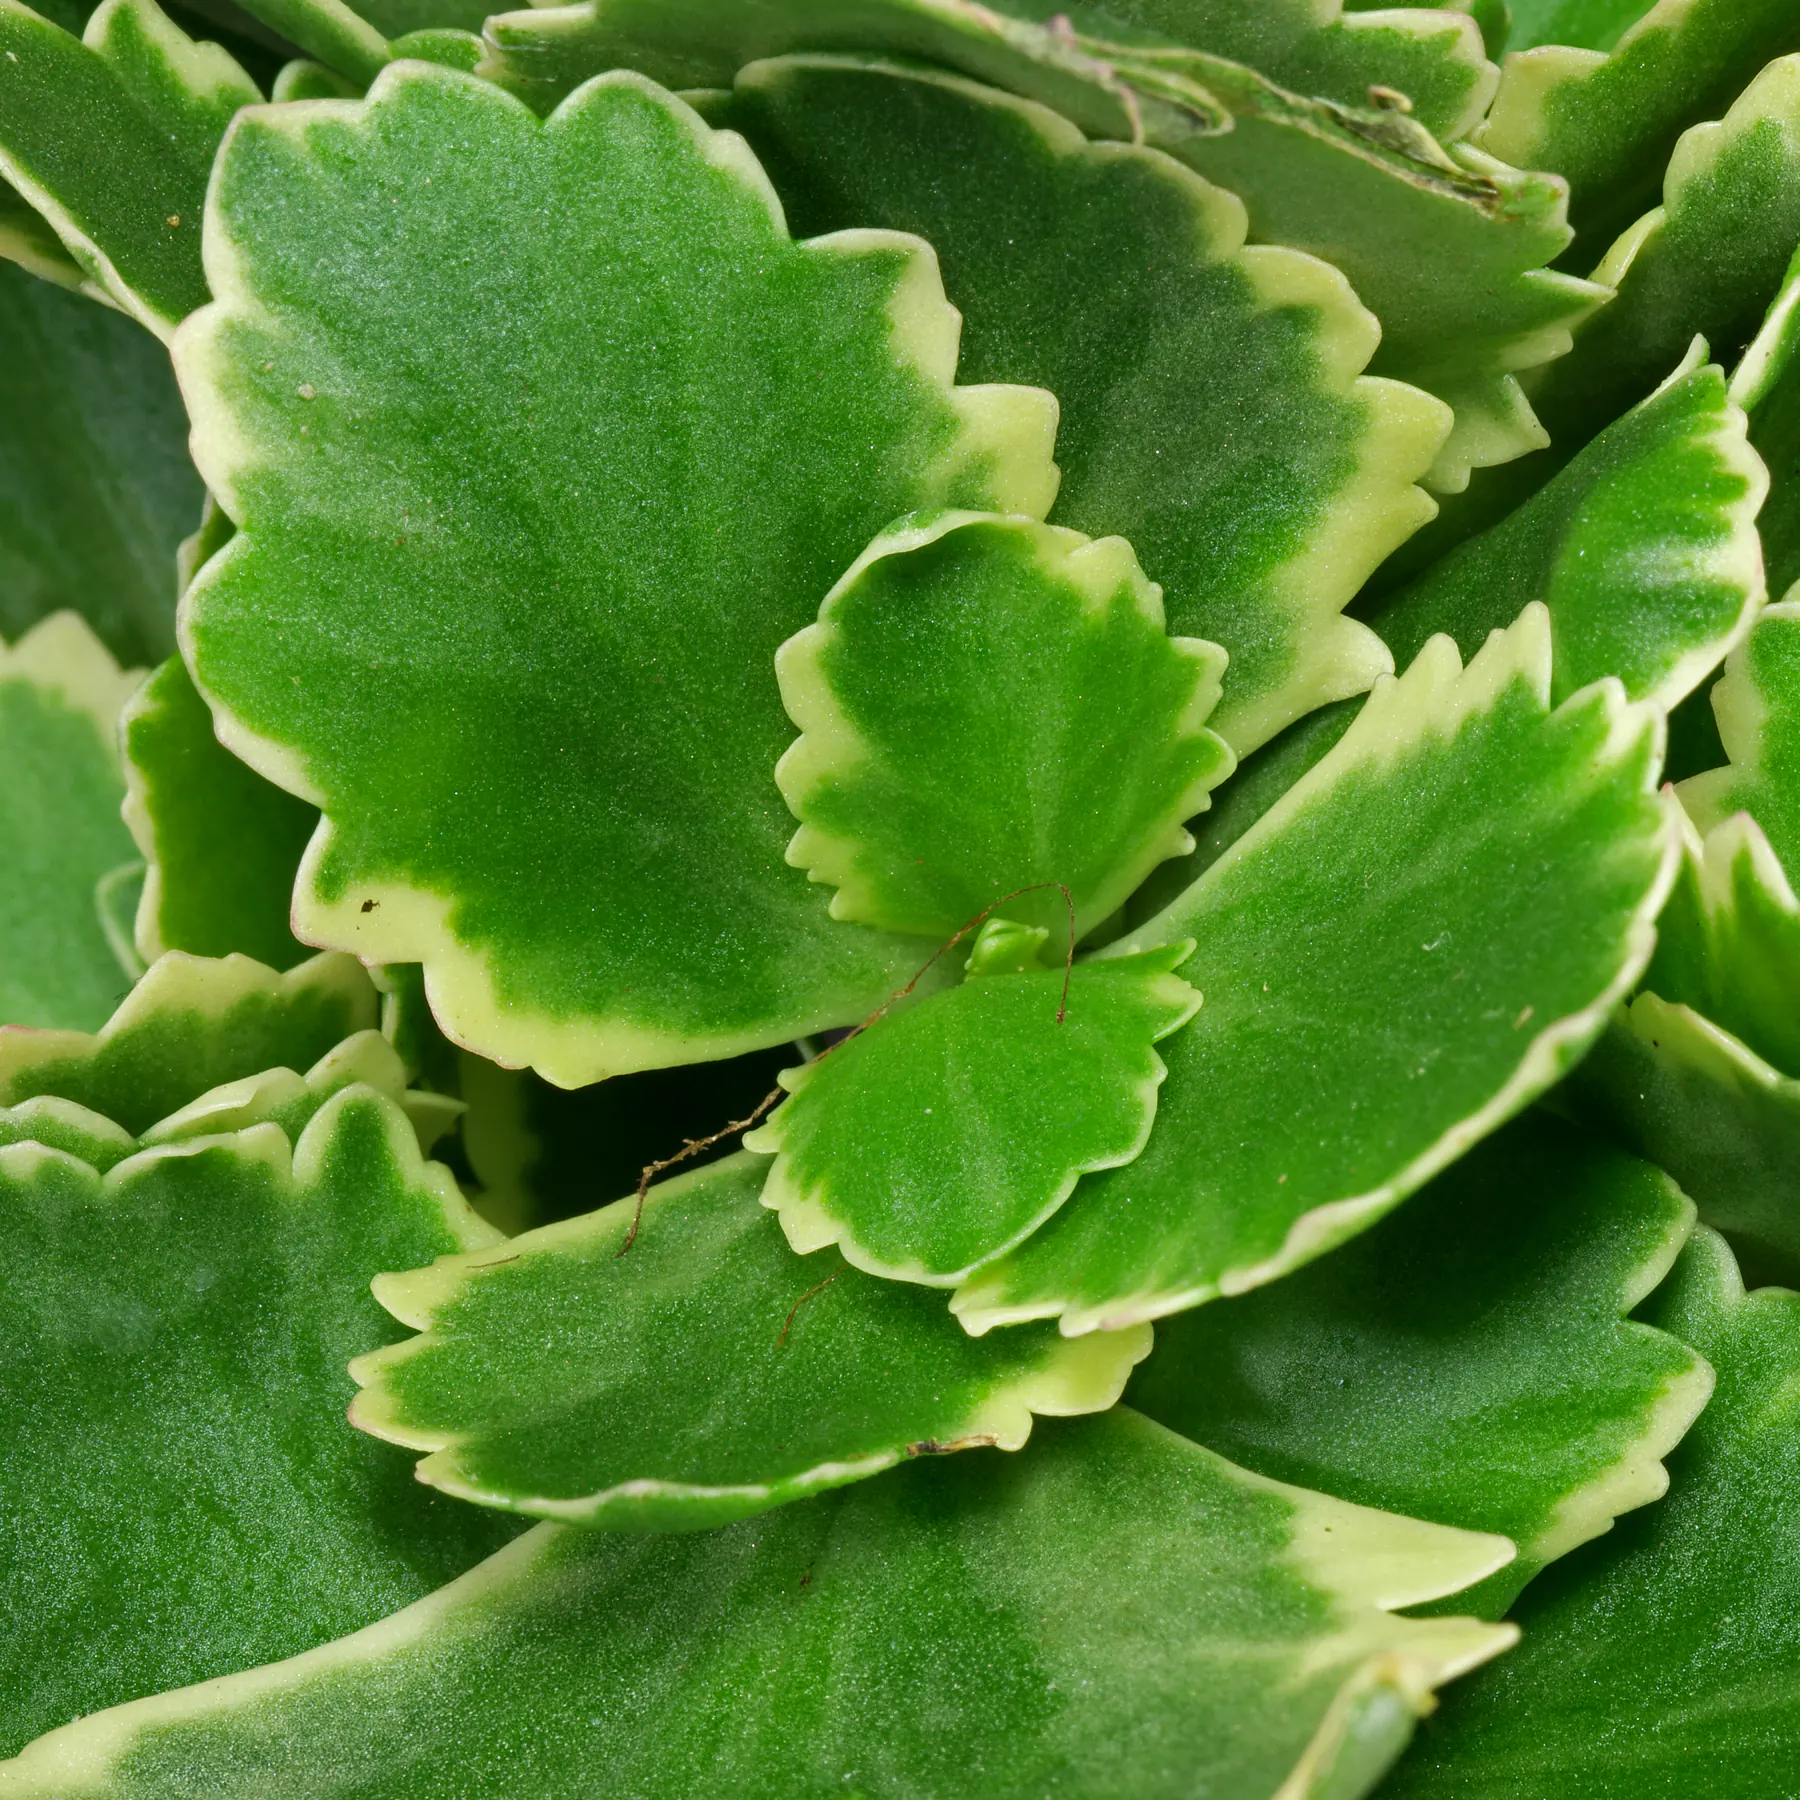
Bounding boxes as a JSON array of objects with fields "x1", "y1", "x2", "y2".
[
  {"x1": 953, "y1": 605, "x2": 1675, "y2": 1335},
  {"x1": 0, "y1": 1410, "x2": 1517, "y2": 1799},
  {"x1": 478, "y1": 0, "x2": 1607, "y2": 493},
  {"x1": 350, "y1": 1152, "x2": 1150, "y2": 1529},
  {"x1": 0, "y1": 259, "x2": 201, "y2": 665},
  {"x1": 0, "y1": 0, "x2": 259, "y2": 333},
  {"x1": 0, "y1": 1087, "x2": 516, "y2": 1758},
  {"x1": 122, "y1": 655, "x2": 316, "y2": 970},
  {"x1": 746, "y1": 935, "x2": 1199, "y2": 1284},
  {"x1": 1475, "y1": 0, "x2": 1800, "y2": 254},
  {"x1": 0, "y1": 945, "x2": 375, "y2": 1132},
  {"x1": 1128, "y1": 1110, "x2": 1711, "y2": 1617},
  {"x1": 1387, "y1": 1228, "x2": 1800, "y2": 1796},
  {"x1": 175, "y1": 62, "x2": 1059, "y2": 1086},
  {"x1": 1366, "y1": 344, "x2": 1767, "y2": 709},
  {"x1": 0, "y1": 612, "x2": 141, "y2": 1030},
  {"x1": 725, "y1": 55, "x2": 1439, "y2": 755},
  {"x1": 775, "y1": 512, "x2": 1231, "y2": 935}
]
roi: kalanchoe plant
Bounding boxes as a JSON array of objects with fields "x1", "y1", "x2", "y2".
[{"x1": 3, "y1": 0, "x2": 1800, "y2": 1792}]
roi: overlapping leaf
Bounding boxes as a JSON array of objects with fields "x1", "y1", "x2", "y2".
[
  {"x1": 1735, "y1": 244, "x2": 1800, "y2": 595},
  {"x1": 1388, "y1": 1228, "x2": 1800, "y2": 1795},
  {"x1": 351, "y1": 1151, "x2": 1150, "y2": 1529},
  {"x1": 954, "y1": 606, "x2": 1675, "y2": 1335},
  {"x1": 0, "y1": 1411, "x2": 1516, "y2": 1799},
  {"x1": 0, "y1": 612, "x2": 141, "y2": 1030},
  {"x1": 747, "y1": 932, "x2": 1198, "y2": 1284},
  {"x1": 1367, "y1": 344, "x2": 1767, "y2": 708},
  {"x1": 0, "y1": 1087, "x2": 517, "y2": 1757},
  {"x1": 176, "y1": 62, "x2": 1060, "y2": 1085},
  {"x1": 1129, "y1": 1111, "x2": 1711, "y2": 1617},
  {"x1": 726, "y1": 56, "x2": 1437, "y2": 755}
]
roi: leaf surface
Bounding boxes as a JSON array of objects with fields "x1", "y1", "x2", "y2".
[
  {"x1": 0, "y1": 612, "x2": 141, "y2": 1030},
  {"x1": 176, "y1": 62, "x2": 1058, "y2": 1085},
  {"x1": 1386, "y1": 1228, "x2": 1800, "y2": 1797},
  {"x1": 0, "y1": 0, "x2": 259, "y2": 333},
  {"x1": 122, "y1": 656, "x2": 316, "y2": 970},
  {"x1": 954, "y1": 606, "x2": 1675, "y2": 1335},
  {"x1": 0, "y1": 1088, "x2": 515, "y2": 1757},
  {"x1": 1368, "y1": 345, "x2": 1767, "y2": 708},
  {"x1": 775, "y1": 512, "x2": 1230, "y2": 935},
  {"x1": 1735, "y1": 242, "x2": 1800, "y2": 597},
  {"x1": 0, "y1": 1410, "x2": 1516, "y2": 1800},
  {"x1": 746, "y1": 936, "x2": 1199, "y2": 1284},
  {"x1": 726, "y1": 56, "x2": 1438, "y2": 755},
  {"x1": 352, "y1": 1152, "x2": 1151, "y2": 1529},
  {"x1": 1128, "y1": 1110, "x2": 1711, "y2": 1617}
]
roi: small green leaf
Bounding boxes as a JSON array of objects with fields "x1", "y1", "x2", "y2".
[
  {"x1": 1386, "y1": 1228, "x2": 1800, "y2": 1797},
  {"x1": 0, "y1": 1088, "x2": 516, "y2": 1757},
  {"x1": 0, "y1": 258, "x2": 200, "y2": 666},
  {"x1": 1503, "y1": 0, "x2": 1651, "y2": 52},
  {"x1": 774, "y1": 512, "x2": 1230, "y2": 939},
  {"x1": 216, "y1": 0, "x2": 386, "y2": 83},
  {"x1": 177, "y1": 63, "x2": 1058, "y2": 1086},
  {"x1": 0, "y1": 0, "x2": 259, "y2": 333},
  {"x1": 350, "y1": 1151, "x2": 1151, "y2": 1528},
  {"x1": 0, "y1": 1093, "x2": 135, "y2": 1168},
  {"x1": 1129, "y1": 1110, "x2": 1711, "y2": 1618},
  {"x1": 1475, "y1": 0, "x2": 1800, "y2": 253},
  {"x1": 0, "y1": 611, "x2": 141, "y2": 1031},
  {"x1": 954, "y1": 605, "x2": 1675, "y2": 1335},
  {"x1": 121, "y1": 656, "x2": 317, "y2": 970},
  {"x1": 1735, "y1": 241, "x2": 1800, "y2": 597},
  {"x1": 726, "y1": 55, "x2": 1441, "y2": 755},
  {"x1": 0, "y1": 944, "x2": 376, "y2": 1132},
  {"x1": 1367, "y1": 345, "x2": 1768, "y2": 709},
  {"x1": 0, "y1": 1410, "x2": 1517, "y2": 1798},
  {"x1": 745, "y1": 935, "x2": 1199, "y2": 1284}
]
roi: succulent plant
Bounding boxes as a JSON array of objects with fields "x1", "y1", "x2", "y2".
[{"x1": 1, "y1": 0, "x2": 1798, "y2": 1793}]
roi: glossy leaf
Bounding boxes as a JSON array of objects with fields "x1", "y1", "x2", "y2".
[
  {"x1": 1476, "y1": 0, "x2": 1800, "y2": 253},
  {"x1": 0, "y1": 0, "x2": 259, "y2": 333},
  {"x1": 1388, "y1": 1228, "x2": 1800, "y2": 1796},
  {"x1": 0, "y1": 1088, "x2": 516, "y2": 1757},
  {"x1": 1129, "y1": 1110, "x2": 1711, "y2": 1617},
  {"x1": 746, "y1": 935, "x2": 1199, "y2": 1284},
  {"x1": 122, "y1": 656, "x2": 316, "y2": 970},
  {"x1": 1368, "y1": 346, "x2": 1767, "y2": 709},
  {"x1": 0, "y1": 945, "x2": 376, "y2": 1133},
  {"x1": 0, "y1": 1410, "x2": 1517, "y2": 1800},
  {"x1": 0, "y1": 259, "x2": 201, "y2": 665},
  {"x1": 954, "y1": 606, "x2": 1675, "y2": 1336},
  {"x1": 479, "y1": 0, "x2": 1607, "y2": 493},
  {"x1": 1503, "y1": 0, "x2": 1651, "y2": 49},
  {"x1": 727, "y1": 55, "x2": 1439, "y2": 755},
  {"x1": 0, "y1": 612, "x2": 141, "y2": 1031},
  {"x1": 351, "y1": 1152, "x2": 1150, "y2": 1529},
  {"x1": 775, "y1": 512, "x2": 1231, "y2": 937},
  {"x1": 176, "y1": 63, "x2": 1059, "y2": 1086}
]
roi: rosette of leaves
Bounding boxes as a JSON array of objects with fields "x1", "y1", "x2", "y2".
[{"x1": 2, "y1": 1, "x2": 1800, "y2": 1795}]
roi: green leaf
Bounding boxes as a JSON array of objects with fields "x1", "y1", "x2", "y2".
[
  {"x1": 744, "y1": 934, "x2": 1198, "y2": 1285},
  {"x1": 0, "y1": 1093, "x2": 136, "y2": 1168},
  {"x1": 0, "y1": 944, "x2": 376, "y2": 1132},
  {"x1": 0, "y1": 0, "x2": 259, "y2": 333},
  {"x1": 176, "y1": 63, "x2": 1059, "y2": 1086},
  {"x1": 1128, "y1": 1110, "x2": 1711, "y2": 1618},
  {"x1": 0, "y1": 611, "x2": 142, "y2": 1031},
  {"x1": 1681, "y1": 596, "x2": 1800, "y2": 867},
  {"x1": 0, "y1": 177, "x2": 87, "y2": 289},
  {"x1": 349, "y1": 1151, "x2": 1151, "y2": 1529},
  {"x1": 0, "y1": 259, "x2": 200, "y2": 666},
  {"x1": 1503, "y1": 0, "x2": 1651, "y2": 51},
  {"x1": 1366, "y1": 345, "x2": 1768, "y2": 709},
  {"x1": 478, "y1": 0, "x2": 1608, "y2": 494},
  {"x1": 0, "y1": 1410, "x2": 1518, "y2": 1798},
  {"x1": 725, "y1": 56, "x2": 1442, "y2": 756},
  {"x1": 953, "y1": 605, "x2": 1675, "y2": 1335},
  {"x1": 1735, "y1": 241, "x2": 1800, "y2": 596},
  {"x1": 121, "y1": 656, "x2": 317, "y2": 970},
  {"x1": 0, "y1": 1087, "x2": 517, "y2": 1757},
  {"x1": 1386, "y1": 1227, "x2": 1800, "y2": 1797},
  {"x1": 1475, "y1": 0, "x2": 1800, "y2": 252},
  {"x1": 774, "y1": 512, "x2": 1231, "y2": 937},
  {"x1": 214, "y1": 0, "x2": 385, "y2": 83}
]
